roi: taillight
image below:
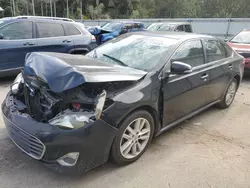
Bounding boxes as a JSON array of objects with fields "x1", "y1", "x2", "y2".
[
  {"x1": 91, "y1": 35, "x2": 96, "y2": 42},
  {"x1": 72, "y1": 102, "x2": 81, "y2": 110}
]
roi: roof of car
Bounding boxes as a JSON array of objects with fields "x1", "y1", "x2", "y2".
[
  {"x1": 127, "y1": 31, "x2": 214, "y2": 40},
  {"x1": 112, "y1": 21, "x2": 143, "y2": 24},
  {"x1": 5, "y1": 16, "x2": 74, "y2": 22},
  {"x1": 151, "y1": 22, "x2": 191, "y2": 25}
]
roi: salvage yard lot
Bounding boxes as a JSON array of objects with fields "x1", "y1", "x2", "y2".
[{"x1": 0, "y1": 76, "x2": 250, "y2": 188}]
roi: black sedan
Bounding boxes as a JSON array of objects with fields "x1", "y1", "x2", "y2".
[{"x1": 2, "y1": 32, "x2": 244, "y2": 173}]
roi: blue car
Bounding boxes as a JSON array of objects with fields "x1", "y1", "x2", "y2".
[
  {"x1": 0, "y1": 16, "x2": 97, "y2": 77},
  {"x1": 88, "y1": 21, "x2": 145, "y2": 45}
]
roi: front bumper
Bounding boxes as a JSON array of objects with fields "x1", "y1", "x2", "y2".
[{"x1": 2, "y1": 93, "x2": 118, "y2": 173}]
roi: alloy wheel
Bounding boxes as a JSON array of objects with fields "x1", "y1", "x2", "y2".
[
  {"x1": 225, "y1": 81, "x2": 237, "y2": 106},
  {"x1": 120, "y1": 118, "x2": 151, "y2": 159}
]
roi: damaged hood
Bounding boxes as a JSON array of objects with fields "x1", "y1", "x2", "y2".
[{"x1": 23, "y1": 52, "x2": 147, "y2": 93}]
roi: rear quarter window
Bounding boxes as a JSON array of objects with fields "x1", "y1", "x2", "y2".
[
  {"x1": 64, "y1": 24, "x2": 81, "y2": 36},
  {"x1": 37, "y1": 22, "x2": 65, "y2": 38}
]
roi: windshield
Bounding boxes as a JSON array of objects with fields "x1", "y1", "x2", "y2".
[
  {"x1": 230, "y1": 31, "x2": 250, "y2": 44},
  {"x1": 86, "y1": 35, "x2": 178, "y2": 71},
  {"x1": 147, "y1": 23, "x2": 163, "y2": 31},
  {"x1": 157, "y1": 24, "x2": 176, "y2": 31},
  {"x1": 0, "y1": 20, "x2": 4, "y2": 25},
  {"x1": 101, "y1": 22, "x2": 121, "y2": 32}
]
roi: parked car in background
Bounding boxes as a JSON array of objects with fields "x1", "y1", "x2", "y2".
[
  {"x1": 147, "y1": 22, "x2": 193, "y2": 33},
  {"x1": 0, "y1": 16, "x2": 96, "y2": 77},
  {"x1": 2, "y1": 32, "x2": 243, "y2": 173},
  {"x1": 88, "y1": 21, "x2": 145, "y2": 45},
  {"x1": 227, "y1": 29, "x2": 250, "y2": 73}
]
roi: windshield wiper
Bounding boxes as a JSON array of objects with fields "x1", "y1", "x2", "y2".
[{"x1": 102, "y1": 54, "x2": 128, "y2": 67}]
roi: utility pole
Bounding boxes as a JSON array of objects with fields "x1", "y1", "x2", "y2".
[
  {"x1": 12, "y1": 0, "x2": 16, "y2": 16},
  {"x1": 41, "y1": 3, "x2": 43, "y2": 16},
  {"x1": 10, "y1": 0, "x2": 13, "y2": 16},
  {"x1": 66, "y1": 0, "x2": 69, "y2": 18},
  {"x1": 54, "y1": 1, "x2": 56, "y2": 17},
  {"x1": 26, "y1": 1, "x2": 29, "y2": 15},
  {"x1": 32, "y1": 0, "x2": 35, "y2": 16},
  {"x1": 50, "y1": 0, "x2": 53, "y2": 17},
  {"x1": 80, "y1": 0, "x2": 82, "y2": 21}
]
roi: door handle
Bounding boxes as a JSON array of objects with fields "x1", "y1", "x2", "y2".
[
  {"x1": 23, "y1": 42, "x2": 35, "y2": 46},
  {"x1": 228, "y1": 64, "x2": 233, "y2": 70},
  {"x1": 201, "y1": 73, "x2": 209, "y2": 81},
  {"x1": 62, "y1": 39, "x2": 72, "y2": 43}
]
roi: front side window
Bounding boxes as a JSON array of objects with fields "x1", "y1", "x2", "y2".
[
  {"x1": 172, "y1": 40, "x2": 204, "y2": 67},
  {"x1": 37, "y1": 22, "x2": 65, "y2": 38},
  {"x1": 205, "y1": 40, "x2": 226, "y2": 62},
  {"x1": 0, "y1": 22, "x2": 32, "y2": 40},
  {"x1": 86, "y1": 35, "x2": 178, "y2": 71}
]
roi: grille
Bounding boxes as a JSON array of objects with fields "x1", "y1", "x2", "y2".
[{"x1": 7, "y1": 119, "x2": 45, "y2": 160}]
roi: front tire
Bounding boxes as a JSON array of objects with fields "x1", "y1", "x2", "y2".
[
  {"x1": 111, "y1": 110, "x2": 154, "y2": 165},
  {"x1": 218, "y1": 78, "x2": 238, "y2": 109}
]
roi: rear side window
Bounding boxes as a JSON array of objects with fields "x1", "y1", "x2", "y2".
[
  {"x1": 184, "y1": 25, "x2": 192, "y2": 32},
  {"x1": 172, "y1": 40, "x2": 204, "y2": 67},
  {"x1": 37, "y1": 22, "x2": 65, "y2": 38},
  {"x1": 0, "y1": 22, "x2": 32, "y2": 40},
  {"x1": 205, "y1": 40, "x2": 227, "y2": 62},
  {"x1": 65, "y1": 24, "x2": 81, "y2": 36}
]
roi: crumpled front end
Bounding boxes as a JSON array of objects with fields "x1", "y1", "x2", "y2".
[{"x1": 1, "y1": 72, "x2": 121, "y2": 172}]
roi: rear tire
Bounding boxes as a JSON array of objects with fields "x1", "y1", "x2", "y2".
[
  {"x1": 111, "y1": 110, "x2": 154, "y2": 165},
  {"x1": 217, "y1": 78, "x2": 238, "y2": 109}
]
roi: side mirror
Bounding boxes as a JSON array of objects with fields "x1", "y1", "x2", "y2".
[
  {"x1": 0, "y1": 33, "x2": 3, "y2": 39},
  {"x1": 171, "y1": 61, "x2": 192, "y2": 74},
  {"x1": 224, "y1": 39, "x2": 228, "y2": 42}
]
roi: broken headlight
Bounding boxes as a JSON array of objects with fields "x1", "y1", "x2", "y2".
[
  {"x1": 49, "y1": 110, "x2": 93, "y2": 130},
  {"x1": 11, "y1": 73, "x2": 23, "y2": 94},
  {"x1": 49, "y1": 90, "x2": 107, "y2": 130}
]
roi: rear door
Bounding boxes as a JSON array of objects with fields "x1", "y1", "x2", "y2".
[
  {"x1": 35, "y1": 22, "x2": 74, "y2": 53},
  {"x1": 203, "y1": 39, "x2": 234, "y2": 103},
  {"x1": 163, "y1": 39, "x2": 210, "y2": 126},
  {"x1": 0, "y1": 21, "x2": 37, "y2": 71},
  {"x1": 64, "y1": 23, "x2": 92, "y2": 53}
]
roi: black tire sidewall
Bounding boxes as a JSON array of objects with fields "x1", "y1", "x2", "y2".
[{"x1": 111, "y1": 110, "x2": 155, "y2": 165}]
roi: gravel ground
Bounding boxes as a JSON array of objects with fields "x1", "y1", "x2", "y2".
[{"x1": 0, "y1": 76, "x2": 250, "y2": 188}]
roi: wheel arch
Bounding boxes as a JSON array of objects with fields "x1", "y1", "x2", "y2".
[
  {"x1": 116, "y1": 105, "x2": 160, "y2": 137},
  {"x1": 234, "y1": 74, "x2": 241, "y2": 89}
]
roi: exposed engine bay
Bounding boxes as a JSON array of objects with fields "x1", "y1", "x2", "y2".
[{"x1": 12, "y1": 73, "x2": 134, "y2": 126}]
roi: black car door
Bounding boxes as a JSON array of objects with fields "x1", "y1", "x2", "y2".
[
  {"x1": 0, "y1": 21, "x2": 37, "y2": 71},
  {"x1": 35, "y1": 22, "x2": 74, "y2": 53},
  {"x1": 203, "y1": 39, "x2": 234, "y2": 103},
  {"x1": 163, "y1": 39, "x2": 210, "y2": 126}
]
